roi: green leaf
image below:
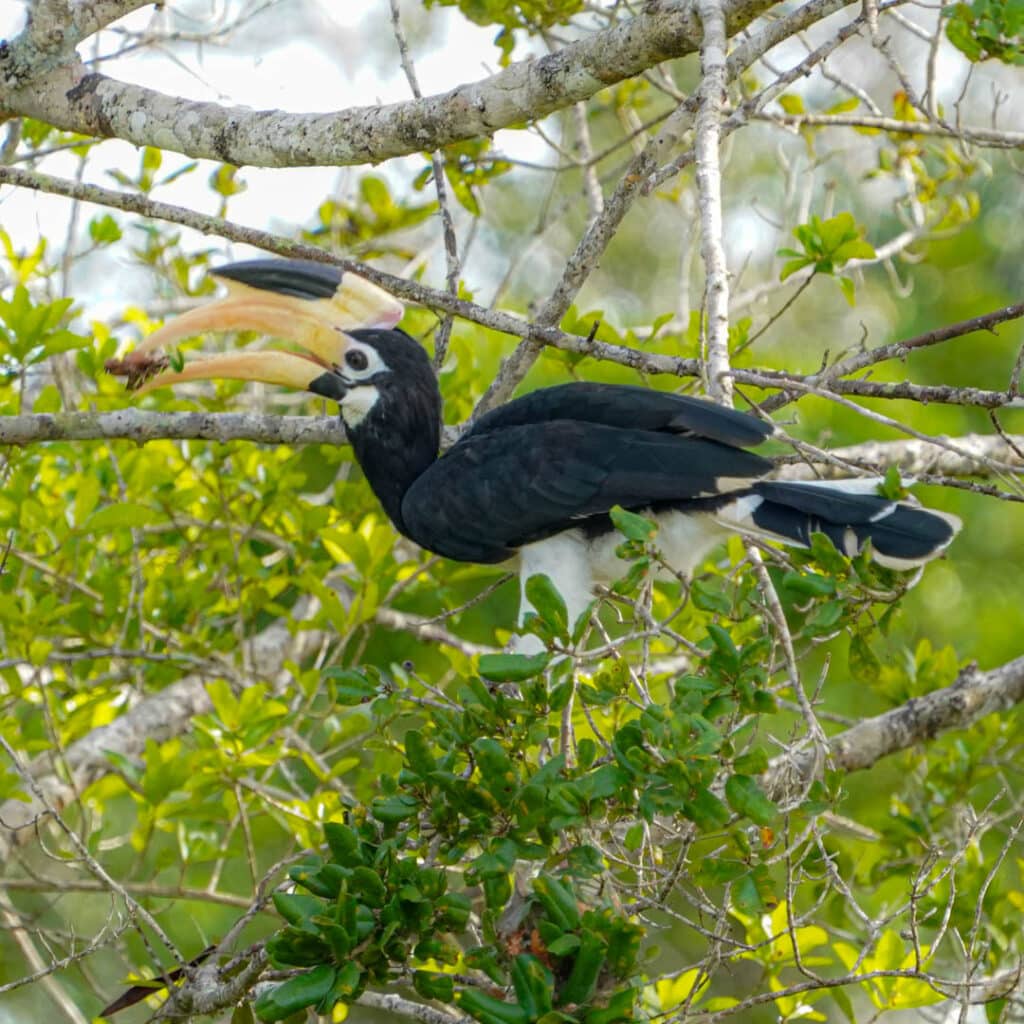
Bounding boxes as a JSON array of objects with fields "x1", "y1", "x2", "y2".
[
  {"x1": 724, "y1": 774, "x2": 776, "y2": 826},
  {"x1": 512, "y1": 954, "x2": 554, "y2": 1018},
  {"x1": 691, "y1": 578, "x2": 732, "y2": 614},
  {"x1": 82, "y1": 503, "x2": 160, "y2": 531},
  {"x1": 88, "y1": 214, "x2": 122, "y2": 246},
  {"x1": 272, "y1": 892, "x2": 325, "y2": 928},
  {"x1": 404, "y1": 729, "x2": 437, "y2": 776},
  {"x1": 324, "y1": 822, "x2": 363, "y2": 866},
  {"x1": 325, "y1": 668, "x2": 379, "y2": 705},
  {"x1": 457, "y1": 988, "x2": 530, "y2": 1024},
  {"x1": 371, "y1": 794, "x2": 420, "y2": 823},
  {"x1": 848, "y1": 634, "x2": 881, "y2": 684},
  {"x1": 478, "y1": 652, "x2": 550, "y2": 681},
  {"x1": 558, "y1": 932, "x2": 606, "y2": 1005},
  {"x1": 683, "y1": 786, "x2": 731, "y2": 830},
  {"x1": 525, "y1": 574, "x2": 569, "y2": 636},
  {"x1": 533, "y1": 874, "x2": 580, "y2": 931},
  {"x1": 779, "y1": 256, "x2": 813, "y2": 281},
  {"x1": 781, "y1": 570, "x2": 836, "y2": 597},
  {"x1": 350, "y1": 865, "x2": 389, "y2": 907},
  {"x1": 32, "y1": 385, "x2": 62, "y2": 413},
  {"x1": 415, "y1": 971, "x2": 455, "y2": 1002},
  {"x1": 253, "y1": 965, "x2": 337, "y2": 1022},
  {"x1": 610, "y1": 505, "x2": 657, "y2": 542}
]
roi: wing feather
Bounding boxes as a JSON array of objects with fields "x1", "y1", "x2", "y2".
[
  {"x1": 401, "y1": 420, "x2": 771, "y2": 562},
  {"x1": 468, "y1": 383, "x2": 773, "y2": 448}
]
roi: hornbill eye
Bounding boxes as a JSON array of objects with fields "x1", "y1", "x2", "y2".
[{"x1": 345, "y1": 350, "x2": 370, "y2": 373}]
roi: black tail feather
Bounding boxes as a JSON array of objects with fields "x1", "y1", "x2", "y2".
[{"x1": 718, "y1": 480, "x2": 960, "y2": 568}]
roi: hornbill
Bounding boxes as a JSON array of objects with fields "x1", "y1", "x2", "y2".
[{"x1": 120, "y1": 258, "x2": 961, "y2": 639}]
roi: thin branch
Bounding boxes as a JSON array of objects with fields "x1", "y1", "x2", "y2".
[
  {"x1": 472, "y1": 0, "x2": 858, "y2": 413},
  {"x1": 775, "y1": 431, "x2": 1024, "y2": 479},
  {"x1": 762, "y1": 301, "x2": 1024, "y2": 413},
  {"x1": 12, "y1": 165, "x2": 1018, "y2": 417},
  {"x1": 0, "y1": 876, "x2": 252, "y2": 908},
  {"x1": 757, "y1": 110, "x2": 1024, "y2": 149},
  {"x1": 388, "y1": 0, "x2": 461, "y2": 370}
]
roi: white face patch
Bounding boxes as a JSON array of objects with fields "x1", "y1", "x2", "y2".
[
  {"x1": 338, "y1": 337, "x2": 390, "y2": 382},
  {"x1": 340, "y1": 385, "x2": 381, "y2": 428}
]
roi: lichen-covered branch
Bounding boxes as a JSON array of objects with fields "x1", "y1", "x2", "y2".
[
  {"x1": 1, "y1": 0, "x2": 777, "y2": 168},
  {"x1": 776, "y1": 432, "x2": 1024, "y2": 479},
  {"x1": 2, "y1": 411, "x2": 1022, "y2": 483},
  {"x1": 765, "y1": 654, "x2": 1024, "y2": 802},
  {"x1": 694, "y1": 0, "x2": 732, "y2": 405},
  {"x1": 0, "y1": 409, "x2": 346, "y2": 447}
]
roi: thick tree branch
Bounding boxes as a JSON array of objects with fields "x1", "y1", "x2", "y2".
[
  {"x1": 765, "y1": 655, "x2": 1024, "y2": 802},
  {"x1": 1, "y1": 0, "x2": 778, "y2": 168},
  {"x1": 0, "y1": 409, "x2": 346, "y2": 446},
  {"x1": 776, "y1": 432, "x2": 1024, "y2": 479}
]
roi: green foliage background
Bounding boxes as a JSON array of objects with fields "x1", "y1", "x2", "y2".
[{"x1": 0, "y1": 2, "x2": 1023, "y2": 1023}]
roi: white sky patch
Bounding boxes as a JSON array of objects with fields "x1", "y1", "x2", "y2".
[{"x1": 0, "y1": 0, "x2": 555, "y2": 321}]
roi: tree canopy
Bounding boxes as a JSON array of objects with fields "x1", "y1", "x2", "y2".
[{"x1": 0, "y1": 1, "x2": 1023, "y2": 1022}]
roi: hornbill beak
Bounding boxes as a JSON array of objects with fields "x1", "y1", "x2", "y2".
[{"x1": 123, "y1": 259, "x2": 403, "y2": 397}]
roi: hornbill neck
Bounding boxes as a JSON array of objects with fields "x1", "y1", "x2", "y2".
[{"x1": 344, "y1": 381, "x2": 441, "y2": 540}]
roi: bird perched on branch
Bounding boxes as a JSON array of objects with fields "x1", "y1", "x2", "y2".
[{"x1": 115, "y1": 258, "x2": 960, "y2": 639}]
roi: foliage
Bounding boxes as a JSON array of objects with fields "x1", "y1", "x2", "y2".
[
  {"x1": 1, "y1": 2, "x2": 1023, "y2": 1024},
  {"x1": 945, "y1": 0, "x2": 1024, "y2": 64},
  {"x1": 777, "y1": 212, "x2": 876, "y2": 305},
  {"x1": 423, "y1": 0, "x2": 586, "y2": 61}
]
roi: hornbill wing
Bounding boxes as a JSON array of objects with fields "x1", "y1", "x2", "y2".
[
  {"x1": 467, "y1": 383, "x2": 774, "y2": 449},
  {"x1": 401, "y1": 420, "x2": 773, "y2": 563}
]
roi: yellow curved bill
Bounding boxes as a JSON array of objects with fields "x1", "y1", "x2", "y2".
[
  {"x1": 131, "y1": 284, "x2": 351, "y2": 369},
  {"x1": 133, "y1": 350, "x2": 335, "y2": 396},
  {"x1": 130, "y1": 271, "x2": 402, "y2": 370}
]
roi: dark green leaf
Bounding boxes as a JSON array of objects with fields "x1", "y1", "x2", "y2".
[
  {"x1": 724, "y1": 774, "x2": 776, "y2": 826},
  {"x1": 479, "y1": 652, "x2": 550, "y2": 681}
]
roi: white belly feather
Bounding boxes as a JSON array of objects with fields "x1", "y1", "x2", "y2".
[{"x1": 514, "y1": 511, "x2": 729, "y2": 649}]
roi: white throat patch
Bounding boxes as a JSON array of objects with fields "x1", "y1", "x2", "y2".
[{"x1": 340, "y1": 386, "x2": 381, "y2": 428}]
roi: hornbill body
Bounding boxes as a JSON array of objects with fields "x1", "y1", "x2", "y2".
[{"x1": 123, "y1": 259, "x2": 961, "y2": 637}]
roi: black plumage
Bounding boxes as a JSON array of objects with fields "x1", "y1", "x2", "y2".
[{"x1": 128, "y1": 258, "x2": 961, "y2": 621}]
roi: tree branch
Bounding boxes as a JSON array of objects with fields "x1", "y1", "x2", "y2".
[
  {"x1": 11, "y1": 164, "x2": 1018, "y2": 416},
  {"x1": 0, "y1": 0, "x2": 153, "y2": 86},
  {"x1": 1, "y1": 0, "x2": 779, "y2": 168},
  {"x1": 765, "y1": 654, "x2": 1024, "y2": 802},
  {"x1": 776, "y1": 432, "x2": 1024, "y2": 479},
  {"x1": 694, "y1": 0, "x2": 732, "y2": 405},
  {"x1": 756, "y1": 111, "x2": 1024, "y2": 149},
  {"x1": 0, "y1": 409, "x2": 346, "y2": 447},
  {"x1": 472, "y1": 0, "x2": 858, "y2": 412}
]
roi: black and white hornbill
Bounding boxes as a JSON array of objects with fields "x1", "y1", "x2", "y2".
[{"x1": 122, "y1": 258, "x2": 961, "y2": 639}]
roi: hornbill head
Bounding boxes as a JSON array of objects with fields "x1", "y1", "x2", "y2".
[{"x1": 123, "y1": 259, "x2": 437, "y2": 436}]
